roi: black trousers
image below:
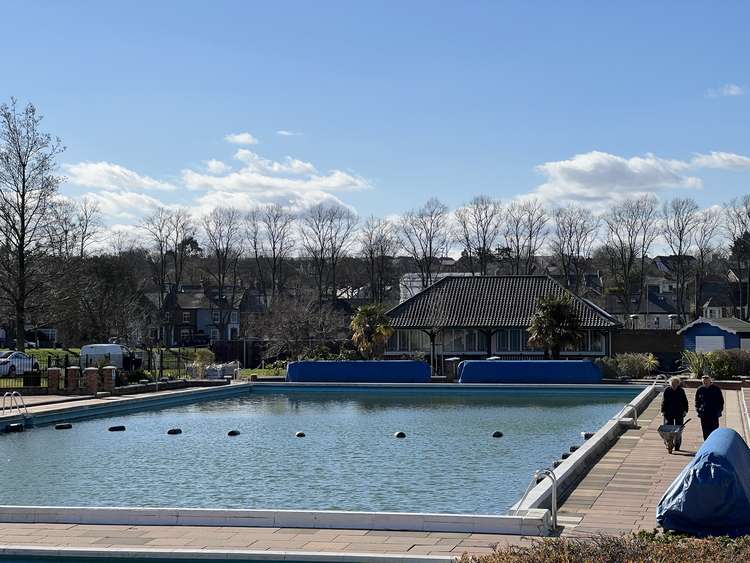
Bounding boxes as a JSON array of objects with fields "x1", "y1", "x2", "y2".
[
  {"x1": 663, "y1": 415, "x2": 684, "y2": 448},
  {"x1": 700, "y1": 416, "x2": 720, "y2": 440}
]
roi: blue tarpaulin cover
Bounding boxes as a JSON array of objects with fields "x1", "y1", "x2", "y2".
[
  {"x1": 286, "y1": 360, "x2": 431, "y2": 383},
  {"x1": 656, "y1": 428, "x2": 750, "y2": 537},
  {"x1": 457, "y1": 360, "x2": 602, "y2": 384}
]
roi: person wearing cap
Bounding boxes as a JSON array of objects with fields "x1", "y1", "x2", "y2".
[
  {"x1": 661, "y1": 376, "x2": 688, "y2": 450},
  {"x1": 695, "y1": 375, "x2": 724, "y2": 440}
]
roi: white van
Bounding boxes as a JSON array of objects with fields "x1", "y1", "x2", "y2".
[{"x1": 80, "y1": 344, "x2": 133, "y2": 369}]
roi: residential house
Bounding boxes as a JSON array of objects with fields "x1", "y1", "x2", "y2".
[
  {"x1": 386, "y1": 275, "x2": 620, "y2": 363},
  {"x1": 604, "y1": 288, "x2": 681, "y2": 330},
  {"x1": 147, "y1": 284, "x2": 244, "y2": 346}
]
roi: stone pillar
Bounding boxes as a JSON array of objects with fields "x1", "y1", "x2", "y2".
[
  {"x1": 65, "y1": 366, "x2": 81, "y2": 394},
  {"x1": 100, "y1": 366, "x2": 117, "y2": 392},
  {"x1": 83, "y1": 367, "x2": 99, "y2": 395},
  {"x1": 47, "y1": 368, "x2": 61, "y2": 394}
]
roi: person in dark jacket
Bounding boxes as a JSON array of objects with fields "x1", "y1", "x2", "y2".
[
  {"x1": 661, "y1": 376, "x2": 689, "y2": 450},
  {"x1": 695, "y1": 375, "x2": 724, "y2": 440}
]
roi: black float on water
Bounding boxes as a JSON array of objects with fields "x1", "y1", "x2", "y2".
[
  {"x1": 227, "y1": 430, "x2": 241, "y2": 437},
  {"x1": 167, "y1": 428, "x2": 182, "y2": 435},
  {"x1": 561, "y1": 452, "x2": 571, "y2": 459},
  {"x1": 108, "y1": 425, "x2": 126, "y2": 432},
  {"x1": 295, "y1": 431, "x2": 306, "y2": 438},
  {"x1": 4, "y1": 423, "x2": 24, "y2": 433},
  {"x1": 570, "y1": 445, "x2": 579, "y2": 453},
  {"x1": 492, "y1": 431, "x2": 504, "y2": 438},
  {"x1": 394, "y1": 431, "x2": 406, "y2": 439},
  {"x1": 582, "y1": 432, "x2": 595, "y2": 440},
  {"x1": 55, "y1": 423, "x2": 73, "y2": 430},
  {"x1": 552, "y1": 459, "x2": 563, "y2": 468}
]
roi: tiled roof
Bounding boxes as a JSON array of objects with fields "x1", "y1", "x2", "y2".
[
  {"x1": 386, "y1": 275, "x2": 620, "y2": 329},
  {"x1": 678, "y1": 316, "x2": 750, "y2": 335}
]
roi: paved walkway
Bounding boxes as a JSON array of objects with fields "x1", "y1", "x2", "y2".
[
  {"x1": 560, "y1": 387, "x2": 750, "y2": 536},
  {"x1": 0, "y1": 523, "x2": 529, "y2": 558}
]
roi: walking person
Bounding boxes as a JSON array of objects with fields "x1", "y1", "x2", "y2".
[
  {"x1": 695, "y1": 375, "x2": 724, "y2": 440},
  {"x1": 661, "y1": 376, "x2": 688, "y2": 450}
]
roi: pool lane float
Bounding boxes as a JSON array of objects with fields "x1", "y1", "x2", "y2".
[
  {"x1": 4, "y1": 423, "x2": 24, "y2": 433},
  {"x1": 394, "y1": 431, "x2": 406, "y2": 439},
  {"x1": 108, "y1": 425, "x2": 126, "y2": 432},
  {"x1": 54, "y1": 423, "x2": 73, "y2": 430},
  {"x1": 492, "y1": 431, "x2": 503, "y2": 438},
  {"x1": 295, "y1": 431, "x2": 306, "y2": 438},
  {"x1": 167, "y1": 428, "x2": 182, "y2": 435},
  {"x1": 227, "y1": 430, "x2": 241, "y2": 437}
]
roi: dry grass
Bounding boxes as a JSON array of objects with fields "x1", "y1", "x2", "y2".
[{"x1": 457, "y1": 533, "x2": 750, "y2": 563}]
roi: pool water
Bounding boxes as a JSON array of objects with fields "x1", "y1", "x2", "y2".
[{"x1": 0, "y1": 387, "x2": 640, "y2": 514}]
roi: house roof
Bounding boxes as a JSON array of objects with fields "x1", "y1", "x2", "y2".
[
  {"x1": 386, "y1": 275, "x2": 620, "y2": 329},
  {"x1": 677, "y1": 317, "x2": 750, "y2": 335},
  {"x1": 605, "y1": 290, "x2": 679, "y2": 315}
]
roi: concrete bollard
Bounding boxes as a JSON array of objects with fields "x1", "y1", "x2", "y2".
[
  {"x1": 47, "y1": 368, "x2": 61, "y2": 394},
  {"x1": 65, "y1": 366, "x2": 81, "y2": 394},
  {"x1": 83, "y1": 367, "x2": 99, "y2": 395}
]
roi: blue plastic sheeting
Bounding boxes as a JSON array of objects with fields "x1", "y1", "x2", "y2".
[
  {"x1": 457, "y1": 360, "x2": 602, "y2": 384},
  {"x1": 657, "y1": 428, "x2": 750, "y2": 537},
  {"x1": 286, "y1": 360, "x2": 431, "y2": 383}
]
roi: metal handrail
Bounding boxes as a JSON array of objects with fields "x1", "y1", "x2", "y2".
[
  {"x1": 1, "y1": 391, "x2": 29, "y2": 416},
  {"x1": 614, "y1": 403, "x2": 639, "y2": 426},
  {"x1": 511, "y1": 468, "x2": 558, "y2": 532}
]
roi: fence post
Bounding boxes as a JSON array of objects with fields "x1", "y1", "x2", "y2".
[
  {"x1": 101, "y1": 366, "x2": 116, "y2": 392},
  {"x1": 65, "y1": 366, "x2": 81, "y2": 394},
  {"x1": 83, "y1": 367, "x2": 99, "y2": 395},
  {"x1": 47, "y1": 368, "x2": 61, "y2": 394}
]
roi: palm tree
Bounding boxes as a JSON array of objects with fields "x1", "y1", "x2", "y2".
[
  {"x1": 527, "y1": 296, "x2": 585, "y2": 359},
  {"x1": 350, "y1": 304, "x2": 394, "y2": 359}
]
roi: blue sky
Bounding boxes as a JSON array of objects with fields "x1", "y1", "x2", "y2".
[{"x1": 2, "y1": 1, "x2": 749, "y2": 226}]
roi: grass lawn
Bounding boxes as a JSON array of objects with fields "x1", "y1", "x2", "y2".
[{"x1": 239, "y1": 367, "x2": 286, "y2": 379}]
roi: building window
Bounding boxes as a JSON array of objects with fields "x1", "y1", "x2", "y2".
[
  {"x1": 182, "y1": 311, "x2": 191, "y2": 323},
  {"x1": 387, "y1": 332, "x2": 397, "y2": 351},
  {"x1": 164, "y1": 312, "x2": 171, "y2": 322},
  {"x1": 509, "y1": 329, "x2": 521, "y2": 351},
  {"x1": 180, "y1": 329, "x2": 190, "y2": 341},
  {"x1": 397, "y1": 330, "x2": 410, "y2": 352},
  {"x1": 495, "y1": 330, "x2": 509, "y2": 351},
  {"x1": 212, "y1": 311, "x2": 221, "y2": 324},
  {"x1": 590, "y1": 331, "x2": 605, "y2": 353},
  {"x1": 446, "y1": 329, "x2": 465, "y2": 353},
  {"x1": 653, "y1": 316, "x2": 660, "y2": 328},
  {"x1": 230, "y1": 311, "x2": 238, "y2": 324},
  {"x1": 210, "y1": 328, "x2": 220, "y2": 341}
]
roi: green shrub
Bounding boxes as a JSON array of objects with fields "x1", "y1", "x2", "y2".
[
  {"x1": 706, "y1": 349, "x2": 750, "y2": 380},
  {"x1": 595, "y1": 353, "x2": 659, "y2": 379},
  {"x1": 193, "y1": 348, "x2": 215, "y2": 365},
  {"x1": 681, "y1": 350, "x2": 710, "y2": 378},
  {"x1": 457, "y1": 533, "x2": 750, "y2": 563}
]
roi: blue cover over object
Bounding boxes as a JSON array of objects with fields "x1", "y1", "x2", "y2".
[
  {"x1": 656, "y1": 428, "x2": 750, "y2": 537},
  {"x1": 457, "y1": 360, "x2": 602, "y2": 384},
  {"x1": 286, "y1": 360, "x2": 431, "y2": 383}
]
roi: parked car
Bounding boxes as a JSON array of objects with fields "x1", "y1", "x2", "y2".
[
  {"x1": 5, "y1": 340, "x2": 37, "y2": 349},
  {"x1": 80, "y1": 343, "x2": 141, "y2": 371},
  {"x1": 0, "y1": 351, "x2": 40, "y2": 376}
]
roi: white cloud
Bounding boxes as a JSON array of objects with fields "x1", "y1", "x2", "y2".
[
  {"x1": 224, "y1": 132, "x2": 259, "y2": 145},
  {"x1": 276, "y1": 130, "x2": 302, "y2": 136},
  {"x1": 82, "y1": 190, "x2": 170, "y2": 221},
  {"x1": 690, "y1": 151, "x2": 750, "y2": 169},
  {"x1": 64, "y1": 161, "x2": 176, "y2": 191},
  {"x1": 205, "y1": 159, "x2": 232, "y2": 174},
  {"x1": 233, "y1": 149, "x2": 317, "y2": 175},
  {"x1": 706, "y1": 83, "x2": 745, "y2": 98},
  {"x1": 530, "y1": 149, "x2": 750, "y2": 209}
]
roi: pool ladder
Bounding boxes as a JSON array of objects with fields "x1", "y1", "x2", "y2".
[
  {"x1": 513, "y1": 469, "x2": 558, "y2": 532},
  {"x1": 1, "y1": 391, "x2": 29, "y2": 416}
]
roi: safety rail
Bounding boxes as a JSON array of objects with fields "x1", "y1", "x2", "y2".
[
  {"x1": 512, "y1": 468, "x2": 558, "y2": 531},
  {"x1": 1, "y1": 391, "x2": 29, "y2": 416},
  {"x1": 613, "y1": 403, "x2": 639, "y2": 427}
]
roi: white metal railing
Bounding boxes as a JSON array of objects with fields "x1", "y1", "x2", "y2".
[
  {"x1": 512, "y1": 468, "x2": 558, "y2": 531},
  {"x1": 1, "y1": 391, "x2": 29, "y2": 416},
  {"x1": 613, "y1": 403, "x2": 639, "y2": 427}
]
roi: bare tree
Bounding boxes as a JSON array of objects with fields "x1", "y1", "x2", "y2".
[
  {"x1": 360, "y1": 216, "x2": 398, "y2": 303},
  {"x1": 202, "y1": 207, "x2": 243, "y2": 340},
  {"x1": 140, "y1": 207, "x2": 172, "y2": 341},
  {"x1": 662, "y1": 197, "x2": 699, "y2": 321},
  {"x1": 550, "y1": 205, "x2": 600, "y2": 293},
  {"x1": 399, "y1": 198, "x2": 450, "y2": 289},
  {"x1": 0, "y1": 99, "x2": 64, "y2": 351},
  {"x1": 693, "y1": 207, "x2": 721, "y2": 318},
  {"x1": 261, "y1": 203, "x2": 295, "y2": 304},
  {"x1": 166, "y1": 208, "x2": 197, "y2": 293},
  {"x1": 454, "y1": 195, "x2": 503, "y2": 275},
  {"x1": 603, "y1": 195, "x2": 659, "y2": 315},
  {"x1": 504, "y1": 199, "x2": 548, "y2": 275},
  {"x1": 723, "y1": 196, "x2": 750, "y2": 319},
  {"x1": 299, "y1": 203, "x2": 356, "y2": 303}
]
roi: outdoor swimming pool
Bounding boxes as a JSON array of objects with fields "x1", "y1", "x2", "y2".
[{"x1": 0, "y1": 386, "x2": 641, "y2": 514}]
